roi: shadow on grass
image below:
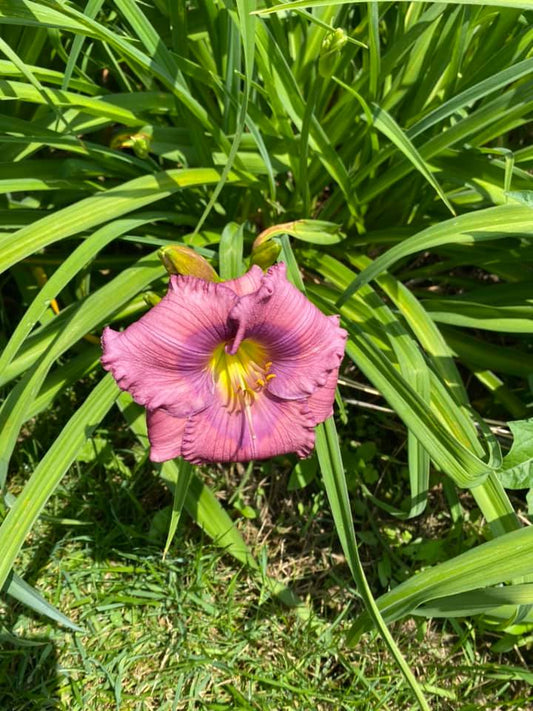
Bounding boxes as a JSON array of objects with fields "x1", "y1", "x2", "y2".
[
  {"x1": 11, "y1": 411, "x2": 355, "y2": 625},
  {"x1": 0, "y1": 629, "x2": 60, "y2": 711}
]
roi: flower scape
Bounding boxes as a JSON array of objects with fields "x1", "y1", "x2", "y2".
[{"x1": 101, "y1": 262, "x2": 347, "y2": 464}]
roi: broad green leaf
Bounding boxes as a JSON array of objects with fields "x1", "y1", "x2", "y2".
[
  {"x1": 194, "y1": 0, "x2": 257, "y2": 231},
  {"x1": 282, "y1": 238, "x2": 429, "y2": 709},
  {"x1": 256, "y1": 0, "x2": 533, "y2": 15},
  {"x1": 336, "y1": 77, "x2": 455, "y2": 215},
  {"x1": 310, "y1": 253, "x2": 488, "y2": 469},
  {"x1": 0, "y1": 0, "x2": 230, "y2": 147},
  {"x1": 115, "y1": 0, "x2": 186, "y2": 82},
  {"x1": 414, "y1": 584, "x2": 533, "y2": 618},
  {"x1": 25, "y1": 347, "x2": 101, "y2": 420},
  {"x1": 497, "y1": 419, "x2": 533, "y2": 489},
  {"x1": 259, "y1": 219, "x2": 344, "y2": 245},
  {"x1": 344, "y1": 329, "x2": 490, "y2": 487},
  {"x1": 471, "y1": 369, "x2": 528, "y2": 421},
  {"x1": 279, "y1": 235, "x2": 305, "y2": 290},
  {"x1": 0, "y1": 35, "x2": 67, "y2": 128},
  {"x1": 62, "y1": 0, "x2": 105, "y2": 90},
  {"x1": 367, "y1": 1, "x2": 380, "y2": 100},
  {"x1": 0, "y1": 213, "x2": 168, "y2": 373},
  {"x1": 0, "y1": 79, "x2": 151, "y2": 125},
  {"x1": 0, "y1": 59, "x2": 100, "y2": 93},
  {"x1": 442, "y1": 326, "x2": 533, "y2": 378},
  {"x1": 255, "y1": 21, "x2": 361, "y2": 221},
  {"x1": 316, "y1": 420, "x2": 430, "y2": 711},
  {"x1": 422, "y1": 299, "x2": 533, "y2": 333},
  {"x1": 0, "y1": 113, "x2": 148, "y2": 171},
  {"x1": 509, "y1": 190, "x2": 533, "y2": 207},
  {"x1": 310, "y1": 253, "x2": 432, "y2": 515},
  {"x1": 219, "y1": 222, "x2": 245, "y2": 279},
  {"x1": 347, "y1": 253, "x2": 469, "y2": 406},
  {"x1": 367, "y1": 102, "x2": 455, "y2": 214},
  {"x1": 346, "y1": 78, "x2": 533, "y2": 205},
  {"x1": 0, "y1": 254, "x2": 164, "y2": 486}
]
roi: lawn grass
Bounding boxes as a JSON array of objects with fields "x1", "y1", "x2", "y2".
[{"x1": 2, "y1": 398, "x2": 533, "y2": 711}]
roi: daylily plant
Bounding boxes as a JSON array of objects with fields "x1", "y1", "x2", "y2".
[{"x1": 102, "y1": 262, "x2": 346, "y2": 464}]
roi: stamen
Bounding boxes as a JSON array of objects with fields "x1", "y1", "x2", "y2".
[{"x1": 209, "y1": 339, "x2": 275, "y2": 415}]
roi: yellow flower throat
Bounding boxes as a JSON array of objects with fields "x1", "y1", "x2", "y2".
[{"x1": 210, "y1": 339, "x2": 276, "y2": 413}]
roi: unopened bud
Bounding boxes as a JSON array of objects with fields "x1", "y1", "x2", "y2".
[
  {"x1": 110, "y1": 130, "x2": 152, "y2": 158},
  {"x1": 318, "y1": 28, "x2": 348, "y2": 78},
  {"x1": 253, "y1": 219, "x2": 343, "y2": 248},
  {"x1": 250, "y1": 239, "x2": 282, "y2": 270},
  {"x1": 158, "y1": 245, "x2": 219, "y2": 281},
  {"x1": 143, "y1": 291, "x2": 162, "y2": 307},
  {"x1": 129, "y1": 132, "x2": 151, "y2": 159}
]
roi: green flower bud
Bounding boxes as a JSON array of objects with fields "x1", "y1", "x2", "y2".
[
  {"x1": 318, "y1": 28, "x2": 348, "y2": 78},
  {"x1": 158, "y1": 245, "x2": 220, "y2": 281},
  {"x1": 250, "y1": 238, "x2": 282, "y2": 271},
  {"x1": 143, "y1": 291, "x2": 162, "y2": 307},
  {"x1": 129, "y1": 132, "x2": 152, "y2": 159},
  {"x1": 110, "y1": 131, "x2": 152, "y2": 159}
]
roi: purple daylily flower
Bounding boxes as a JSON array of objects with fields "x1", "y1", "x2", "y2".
[{"x1": 101, "y1": 263, "x2": 347, "y2": 464}]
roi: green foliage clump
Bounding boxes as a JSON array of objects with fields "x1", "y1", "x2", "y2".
[{"x1": 1, "y1": 0, "x2": 533, "y2": 708}]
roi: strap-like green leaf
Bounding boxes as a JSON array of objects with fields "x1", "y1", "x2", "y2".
[
  {"x1": 4, "y1": 572, "x2": 83, "y2": 632},
  {"x1": 0, "y1": 168, "x2": 238, "y2": 275},
  {"x1": 349, "y1": 525, "x2": 533, "y2": 641},
  {"x1": 338, "y1": 203, "x2": 533, "y2": 305},
  {"x1": 0, "y1": 374, "x2": 119, "y2": 590},
  {"x1": 256, "y1": 0, "x2": 533, "y2": 15}
]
